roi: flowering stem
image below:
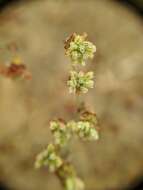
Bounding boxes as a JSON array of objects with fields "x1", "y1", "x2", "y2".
[{"x1": 35, "y1": 33, "x2": 99, "y2": 190}]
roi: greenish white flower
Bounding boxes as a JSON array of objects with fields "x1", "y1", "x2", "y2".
[
  {"x1": 65, "y1": 33, "x2": 96, "y2": 66},
  {"x1": 50, "y1": 120, "x2": 71, "y2": 147},
  {"x1": 76, "y1": 121, "x2": 98, "y2": 140},
  {"x1": 35, "y1": 143, "x2": 63, "y2": 172},
  {"x1": 67, "y1": 71, "x2": 94, "y2": 94},
  {"x1": 67, "y1": 120, "x2": 77, "y2": 132},
  {"x1": 67, "y1": 120, "x2": 99, "y2": 141}
]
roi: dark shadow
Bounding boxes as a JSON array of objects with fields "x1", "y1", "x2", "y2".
[
  {"x1": 0, "y1": 0, "x2": 21, "y2": 11},
  {"x1": 116, "y1": 0, "x2": 143, "y2": 16},
  {"x1": 0, "y1": 183, "x2": 9, "y2": 190},
  {"x1": 125, "y1": 176, "x2": 143, "y2": 190}
]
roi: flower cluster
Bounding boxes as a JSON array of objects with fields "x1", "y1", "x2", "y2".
[
  {"x1": 35, "y1": 144, "x2": 63, "y2": 172},
  {"x1": 65, "y1": 33, "x2": 96, "y2": 66},
  {"x1": 50, "y1": 119, "x2": 71, "y2": 147},
  {"x1": 67, "y1": 71, "x2": 94, "y2": 94},
  {"x1": 74, "y1": 121, "x2": 98, "y2": 140},
  {"x1": 67, "y1": 120, "x2": 98, "y2": 141},
  {"x1": 49, "y1": 115, "x2": 99, "y2": 146},
  {"x1": 0, "y1": 56, "x2": 31, "y2": 80}
]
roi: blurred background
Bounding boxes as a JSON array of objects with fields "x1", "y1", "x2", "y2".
[{"x1": 0, "y1": 0, "x2": 143, "y2": 190}]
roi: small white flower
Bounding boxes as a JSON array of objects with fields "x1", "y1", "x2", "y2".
[
  {"x1": 90, "y1": 128, "x2": 99, "y2": 140},
  {"x1": 65, "y1": 33, "x2": 96, "y2": 66},
  {"x1": 76, "y1": 121, "x2": 99, "y2": 141},
  {"x1": 67, "y1": 120, "x2": 99, "y2": 141},
  {"x1": 35, "y1": 144, "x2": 63, "y2": 171},
  {"x1": 67, "y1": 71, "x2": 94, "y2": 94},
  {"x1": 50, "y1": 120, "x2": 71, "y2": 147}
]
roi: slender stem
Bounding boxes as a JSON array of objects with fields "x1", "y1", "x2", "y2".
[{"x1": 76, "y1": 93, "x2": 81, "y2": 111}]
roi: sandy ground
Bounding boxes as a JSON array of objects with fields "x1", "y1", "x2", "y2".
[{"x1": 0, "y1": 0, "x2": 143, "y2": 190}]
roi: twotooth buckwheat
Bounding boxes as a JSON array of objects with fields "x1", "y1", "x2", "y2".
[{"x1": 35, "y1": 33, "x2": 99, "y2": 190}]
